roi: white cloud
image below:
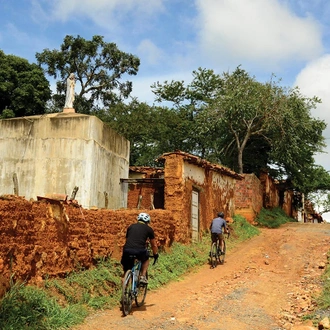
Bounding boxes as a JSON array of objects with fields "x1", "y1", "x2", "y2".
[
  {"x1": 137, "y1": 40, "x2": 164, "y2": 66},
  {"x1": 47, "y1": 0, "x2": 165, "y2": 28},
  {"x1": 294, "y1": 54, "x2": 330, "y2": 170},
  {"x1": 196, "y1": 0, "x2": 323, "y2": 69}
]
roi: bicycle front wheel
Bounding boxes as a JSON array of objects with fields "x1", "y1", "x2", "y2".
[
  {"x1": 135, "y1": 272, "x2": 148, "y2": 307},
  {"x1": 210, "y1": 242, "x2": 218, "y2": 268},
  {"x1": 219, "y1": 239, "x2": 226, "y2": 265},
  {"x1": 122, "y1": 270, "x2": 133, "y2": 316}
]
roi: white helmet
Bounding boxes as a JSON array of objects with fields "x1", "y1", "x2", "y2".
[{"x1": 137, "y1": 212, "x2": 151, "y2": 223}]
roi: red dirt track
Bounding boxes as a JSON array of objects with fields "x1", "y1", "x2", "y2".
[{"x1": 73, "y1": 222, "x2": 330, "y2": 330}]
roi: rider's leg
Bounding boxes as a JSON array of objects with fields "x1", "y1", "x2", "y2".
[
  {"x1": 210, "y1": 233, "x2": 215, "y2": 256},
  {"x1": 220, "y1": 238, "x2": 224, "y2": 252},
  {"x1": 141, "y1": 259, "x2": 150, "y2": 277},
  {"x1": 218, "y1": 233, "x2": 224, "y2": 253}
]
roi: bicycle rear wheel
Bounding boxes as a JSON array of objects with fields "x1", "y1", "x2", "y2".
[
  {"x1": 122, "y1": 270, "x2": 133, "y2": 316},
  {"x1": 219, "y1": 239, "x2": 226, "y2": 265},
  {"x1": 210, "y1": 242, "x2": 218, "y2": 268},
  {"x1": 135, "y1": 272, "x2": 148, "y2": 306}
]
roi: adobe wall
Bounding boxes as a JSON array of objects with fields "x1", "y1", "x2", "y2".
[
  {"x1": 282, "y1": 190, "x2": 294, "y2": 217},
  {"x1": 0, "y1": 195, "x2": 174, "y2": 291},
  {"x1": 259, "y1": 171, "x2": 280, "y2": 209},
  {"x1": 162, "y1": 153, "x2": 238, "y2": 242},
  {"x1": 234, "y1": 174, "x2": 263, "y2": 223},
  {"x1": 0, "y1": 114, "x2": 130, "y2": 209},
  {"x1": 127, "y1": 184, "x2": 157, "y2": 209}
]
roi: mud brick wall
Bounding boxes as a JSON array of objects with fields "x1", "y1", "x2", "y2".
[
  {"x1": 259, "y1": 171, "x2": 280, "y2": 209},
  {"x1": 127, "y1": 184, "x2": 158, "y2": 209},
  {"x1": 0, "y1": 196, "x2": 175, "y2": 289},
  {"x1": 234, "y1": 174, "x2": 263, "y2": 223}
]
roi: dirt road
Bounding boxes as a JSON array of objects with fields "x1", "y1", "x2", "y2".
[{"x1": 73, "y1": 222, "x2": 330, "y2": 330}]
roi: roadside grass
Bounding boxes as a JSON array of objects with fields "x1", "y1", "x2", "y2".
[
  {"x1": 302, "y1": 250, "x2": 330, "y2": 326},
  {"x1": 255, "y1": 207, "x2": 297, "y2": 228},
  {"x1": 0, "y1": 214, "x2": 265, "y2": 329},
  {"x1": 0, "y1": 280, "x2": 88, "y2": 330},
  {"x1": 317, "y1": 251, "x2": 330, "y2": 310}
]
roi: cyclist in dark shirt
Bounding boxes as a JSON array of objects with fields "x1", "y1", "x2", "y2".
[
  {"x1": 210, "y1": 211, "x2": 229, "y2": 254},
  {"x1": 121, "y1": 212, "x2": 158, "y2": 284}
]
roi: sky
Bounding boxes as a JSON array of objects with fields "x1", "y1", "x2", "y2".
[{"x1": 1, "y1": 0, "x2": 330, "y2": 212}]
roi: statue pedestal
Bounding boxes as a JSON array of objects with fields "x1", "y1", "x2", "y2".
[{"x1": 63, "y1": 108, "x2": 75, "y2": 113}]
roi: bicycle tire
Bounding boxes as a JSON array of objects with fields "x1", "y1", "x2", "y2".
[
  {"x1": 135, "y1": 271, "x2": 148, "y2": 306},
  {"x1": 122, "y1": 270, "x2": 133, "y2": 316},
  {"x1": 210, "y1": 242, "x2": 218, "y2": 268},
  {"x1": 219, "y1": 239, "x2": 226, "y2": 265}
]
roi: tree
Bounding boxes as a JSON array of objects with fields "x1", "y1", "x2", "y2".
[
  {"x1": 151, "y1": 66, "x2": 329, "y2": 194},
  {"x1": 36, "y1": 35, "x2": 140, "y2": 113},
  {"x1": 95, "y1": 99, "x2": 193, "y2": 166},
  {"x1": 0, "y1": 50, "x2": 51, "y2": 118},
  {"x1": 152, "y1": 68, "x2": 224, "y2": 160}
]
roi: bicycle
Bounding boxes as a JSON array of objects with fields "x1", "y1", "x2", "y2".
[
  {"x1": 209, "y1": 231, "x2": 230, "y2": 268},
  {"x1": 121, "y1": 253, "x2": 156, "y2": 316}
]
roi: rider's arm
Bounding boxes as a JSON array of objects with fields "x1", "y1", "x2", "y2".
[
  {"x1": 150, "y1": 238, "x2": 158, "y2": 255},
  {"x1": 223, "y1": 221, "x2": 229, "y2": 233}
]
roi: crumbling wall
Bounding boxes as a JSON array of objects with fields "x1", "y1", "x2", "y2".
[
  {"x1": 234, "y1": 174, "x2": 263, "y2": 223},
  {"x1": 259, "y1": 171, "x2": 280, "y2": 209},
  {"x1": 282, "y1": 190, "x2": 294, "y2": 218},
  {"x1": 0, "y1": 195, "x2": 175, "y2": 290},
  {"x1": 162, "y1": 153, "x2": 239, "y2": 242},
  {"x1": 127, "y1": 184, "x2": 160, "y2": 209}
]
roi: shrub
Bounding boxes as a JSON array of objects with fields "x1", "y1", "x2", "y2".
[{"x1": 255, "y1": 207, "x2": 296, "y2": 228}]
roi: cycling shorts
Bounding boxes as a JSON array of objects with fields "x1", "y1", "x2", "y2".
[
  {"x1": 211, "y1": 232, "x2": 224, "y2": 243},
  {"x1": 121, "y1": 248, "x2": 150, "y2": 272}
]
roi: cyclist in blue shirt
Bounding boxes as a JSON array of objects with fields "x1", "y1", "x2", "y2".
[{"x1": 210, "y1": 212, "x2": 229, "y2": 254}]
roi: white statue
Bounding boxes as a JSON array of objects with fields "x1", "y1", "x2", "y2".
[{"x1": 64, "y1": 73, "x2": 75, "y2": 108}]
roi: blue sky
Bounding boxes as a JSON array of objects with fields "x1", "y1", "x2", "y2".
[{"x1": 1, "y1": 0, "x2": 330, "y2": 174}]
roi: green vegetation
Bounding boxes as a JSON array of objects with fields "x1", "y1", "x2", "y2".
[
  {"x1": 0, "y1": 281, "x2": 87, "y2": 330},
  {"x1": 0, "y1": 214, "x2": 258, "y2": 329},
  {"x1": 0, "y1": 50, "x2": 51, "y2": 118},
  {"x1": 301, "y1": 251, "x2": 330, "y2": 326},
  {"x1": 36, "y1": 35, "x2": 140, "y2": 114},
  {"x1": 317, "y1": 252, "x2": 330, "y2": 310},
  {"x1": 228, "y1": 214, "x2": 260, "y2": 242},
  {"x1": 255, "y1": 207, "x2": 297, "y2": 228}
]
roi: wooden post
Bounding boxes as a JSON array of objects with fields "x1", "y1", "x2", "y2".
[
  {"x1": 13, "y1": 173, "x2": 19, "y2": 196},
  {"x1": 137, "y1": 195, "x2": 142, "y2": 209}
]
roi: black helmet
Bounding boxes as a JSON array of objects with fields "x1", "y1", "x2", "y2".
[{"x1": 217, "y1": 212, "x2": 224, "y2": 218}]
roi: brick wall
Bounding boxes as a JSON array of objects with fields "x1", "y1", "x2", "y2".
[
  {"x1": 234, "y1": 174, "x2": 263, "y2": 223},
  {"x1": 0, "y1": 196, "x2": 174, "y2": 291}
]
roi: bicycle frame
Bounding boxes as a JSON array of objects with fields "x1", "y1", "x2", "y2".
[
  {"x1": 209, "y1": 231, "x2": 229, "y2": 268},
  {"x1": 122, "y1": 256, "x2": 149, "y2": 316},
  {"x1": 131, "y1": 259, "x2": 141, "y2": 294}
]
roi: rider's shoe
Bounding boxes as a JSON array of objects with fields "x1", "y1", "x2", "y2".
[{"x1": 139, "y1": 275, "x2": 148, "y2": 284}]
